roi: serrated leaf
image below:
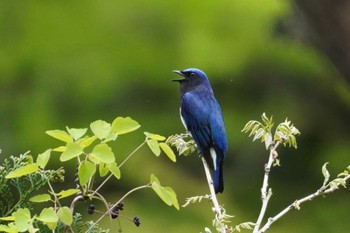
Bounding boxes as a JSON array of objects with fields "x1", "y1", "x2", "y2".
[
  {"x1": 6, "y1": 163, "x2": 39, "y2": 179},
  {"x1": 322, "y1": 162, "x2": 330, "y2": 187},
  {"x1": 57, "y1": 207, "x2": 73, "y2": 225},
  {"x1": 55, "y1": 189, "x2": 80, "y2": 199},
  {"x1": 90, "y1": 144, "x2": 115, "y2": 164},
  {"x1": 29, "y1": 194, "x2": 52, "y2": 203},
  {"x1": 144, "y1": 132, "x2": 166, "y2": 141},
  {"x1": 159, "y1": 143, "x2": 176, "y2": 162},
  {"x1": 112, "y1": 117, "x2": 140, "y2": 135},
  {"x1": 60, "y1": 142, "x2": 83, "y2": 162},
  {"x1": 78, "y1": 161, "x2": 96, "y2": 186},
  {"x1": 46, "y1": 130, "x2": 72, "y2": 143},
  {"x1": 107, "y1": 162, "x2": 121, "y2": 179},
  {"x1": 90, "y1": 120, "x2": 111, "y2": 140},
  {"x1": 37, "y1": 149, "x2": 51, "y2": 169},
  {"x1": 66, "y1": 127, "x2": 87, "y2": 141},
  {"x1": 147, "y1": 139, "x2": 161, "y2": 156}
]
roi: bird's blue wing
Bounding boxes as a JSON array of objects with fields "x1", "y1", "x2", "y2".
[
  {"x1": 180, "y1": 93, "x2": 212, "y2": 154},
  {"x1": 181, "y1": 92, "x2": 228, "y2": 193}
]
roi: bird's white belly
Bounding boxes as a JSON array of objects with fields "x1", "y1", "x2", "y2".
[{"x1": 180, "y1": 107, "x2": 188, "y2": 130}]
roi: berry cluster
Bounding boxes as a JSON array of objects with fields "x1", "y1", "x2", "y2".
[
  {"x1": 110, "y1": 202, "x2": 124, "y2": 219},
  {"x1": 86, "y1": 202, "x2": 140, "y2": 227}
]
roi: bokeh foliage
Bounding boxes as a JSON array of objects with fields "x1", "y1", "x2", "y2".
[{"x1": 1, "y1": 0, "x2": 349, "y2": 232}]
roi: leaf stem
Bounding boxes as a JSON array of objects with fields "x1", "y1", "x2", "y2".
[{"x1": 118, "y1": 140, "x2": 147, "y2": 168}]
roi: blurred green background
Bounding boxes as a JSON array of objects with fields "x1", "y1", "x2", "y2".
[{"x1": 1, "y1": 0, "x2": 349, "y2": 232}]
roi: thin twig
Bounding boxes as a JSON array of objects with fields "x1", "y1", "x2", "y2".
[
  {"x1": 253, "y1": 141, "x2": 280, "y2": 233},
  {"x1": 201, "y1": 156, "x2": 225, "y2": 233},
  {"x1": 91, "y1": 140, "x2": 146, "y2": 196},
  {"x1": 258, "y1": 173, "x2": 350, "y2": 233},
  {"x1": 201, "y1": 156, "x2": 221, "y2": 215},
  {"x1": 85, "y1": 183, "x2": 151, "y2": 233}
]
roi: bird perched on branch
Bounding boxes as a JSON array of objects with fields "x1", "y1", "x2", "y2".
[{"x1": 172, "y1": 68, "x2": 228, "y2": 193}]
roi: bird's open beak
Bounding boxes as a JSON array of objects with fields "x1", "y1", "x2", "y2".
[{"x1": 172, "y1": 70, "x2": 185, "y2": 82}]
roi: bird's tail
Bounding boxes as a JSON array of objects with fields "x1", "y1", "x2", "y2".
[{"x1": 213, "y1": 165, "x2": 224, "y2": 194}]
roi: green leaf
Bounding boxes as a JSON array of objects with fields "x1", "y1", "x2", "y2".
[
  {"x1": 107, "y1": 162, "x2": 121, "y2": 179},
  {"x1": 57, "y1": 207, "x2": 73, "y2": 225},
  {"x1": 150, "y1": 174, "x2": 179, "y2": 210},
  {"x1": 102, "y1": 132, "x2": 118, "y2": 143},
  {"x1": 322, "y1": 162, "x2": 330, "y2": 187},
  {"x1": 159, "y1": 143, "x2": 176, "y2": 162},
  {"x1": 13, "y1": 208, "x2": 31, "y2": 232},
  {"x1": 78, "y1": 136, "x2": 97, "y2": 149},
  {"x1": 164, "y1": 187, "x2": 179, "y2": 210},
  {"x1": 112, "y1": 117, "x2": 140, "y2": 135},
  {"x1": 150, "y1": 173, "x2": 160, "y2": 183},
  {"x1": 90, "y1": 144, "x2": 115, "y2": 164},
  {"x1": 52, "y1": 146, "x2": 66, "y2": 152},
  {"x1": 55, "y1": 189, "x2": 80, "y2": 199},
  {"x1": 264, "y1": 134, "x2": 272, "y2": 150},
  {"x1": 60, "y1": 142, "x2": 83, "y2": 162},
  {"x1": 151, "y1": 177, "x2": 172, "y2": 206},
  {"x1": 66, "y1": 127, "x2": 88, "y2": 141},
  {"x1": 0, "y1": 225, "x2": 16, "y2": 233},
  {"x1": 99, "y1": 163, "x2": 109, "y2": 177},
  {"x1": 37, "y1": 149, "x2": 51, "y2": 169},
  {"x1": 0, "y1": 216, "x2": 15, "y2": 221},
  {"x1": 36, "y1": 207, "x2": 58, "y2": 230},
  {"x1": 147, "y1": 139, "x2": 161, "y2": 156},
  {"x1": 78, "y1": 161, "x2": 96, "y2": 186},
  {"x1": 46, "y1": 130, "x2": 72, "y2": 143},
  {"x1": 144, "y1": 132, "x2": 166, "y2": 141},
  {"x1": 29, "y1": 194, "x2": 52, "y2": 203},
  {"x1": 6, "y1": 163, "x2": 39, "y2": 179},
  {"x1": 90, "y1": 120, "x2": 111, "y2": 140}
]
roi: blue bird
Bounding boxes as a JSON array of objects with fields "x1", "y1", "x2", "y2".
[{"x1": 172, "y1": 68, "x2": 228, "y2": 193}]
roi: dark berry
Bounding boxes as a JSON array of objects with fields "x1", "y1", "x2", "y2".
[
  {"x1": 117, "y1": 201, "x2": 124, "y2": 210},
  {"x1": 111, "y1": 210, "x2": 119, "y2": 219},
  {"x1": 87, "y1": 204, "x2": 95, "y2": 215},
  {"x1": 133, "y1": 216, "x2": 140, "y2": 227}
]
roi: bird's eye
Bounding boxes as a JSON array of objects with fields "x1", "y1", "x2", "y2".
[{"x1": 190, "y1": 73, "x2": 196, "y2": 78}]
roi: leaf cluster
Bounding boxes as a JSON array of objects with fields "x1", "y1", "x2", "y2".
[
  {"x1": 166, "y1": 132, "x2": 197, "y2": 156},
  {"x1": 0, "y1": 116, "x2": 179, "y2": 232},
  {"x1": 0, "y1": 152, "x2": 59, "y2": 217},
  {"x1": 242, "y1": 113, "x2": 300, "y2": 150}
]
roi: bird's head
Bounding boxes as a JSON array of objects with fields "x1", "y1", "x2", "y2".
[{"x1": 172, "y1": 68, "x2": 211, "y2": 94}]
